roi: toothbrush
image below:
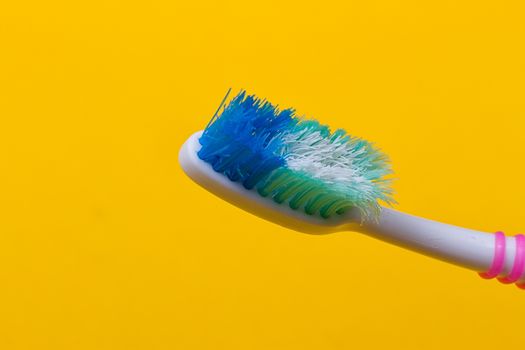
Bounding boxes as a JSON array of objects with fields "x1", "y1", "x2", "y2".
[{"x1": 179, "y1": 90, "x2": 525, "y2": 289}]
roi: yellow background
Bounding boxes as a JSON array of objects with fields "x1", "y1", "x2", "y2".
[{"x1": 1, "y1": 1, "x2": 524, "y2": 349}]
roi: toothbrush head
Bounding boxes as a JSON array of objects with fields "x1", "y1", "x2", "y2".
[{"x1": 179, "y1": 90, "x2": 394, "y2": 233}]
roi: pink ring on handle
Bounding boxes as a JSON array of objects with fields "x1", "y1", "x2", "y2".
[
  {"x1": 498, "y1": 234, "x2": 525, "y2": 284},
  {"x1": 479, "y1": 231, "x2": 506, "y2": 279}
]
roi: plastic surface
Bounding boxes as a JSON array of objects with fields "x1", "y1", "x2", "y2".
[{"x1": 358, "y1": 208, "x2": 495, "y2": 272}]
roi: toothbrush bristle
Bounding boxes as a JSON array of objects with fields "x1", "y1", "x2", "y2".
[{"x1": 198, "y1": 90, "x2": 393, "y2": 219}]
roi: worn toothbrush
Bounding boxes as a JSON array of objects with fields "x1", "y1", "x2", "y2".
[{"x1": 179, "y1": 90, "x2": 525, "y2": 289}]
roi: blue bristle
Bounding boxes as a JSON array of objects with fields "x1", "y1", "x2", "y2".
[{"x1": 198, "y1": 91, "x2": 297, "y2": 190}]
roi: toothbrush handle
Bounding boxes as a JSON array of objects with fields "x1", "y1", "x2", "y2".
[{"x1": 358, "y1": 208, "x2": 525, "y2": 285}]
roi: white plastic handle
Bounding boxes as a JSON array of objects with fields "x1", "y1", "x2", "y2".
[
  {"x1": 360, "y1": 208, "x2": 520, "y2": 276},
  {"x1": 179, "y1": 131, "x2": 525, "y2": 284}
]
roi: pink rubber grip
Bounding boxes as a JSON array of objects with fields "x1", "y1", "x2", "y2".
[
  {"x1": 479, "y1": 232, "x2": 506, "y2": 279},
  {"x1": 479, "y1": 232, "x2": 525, "y2": 289}
]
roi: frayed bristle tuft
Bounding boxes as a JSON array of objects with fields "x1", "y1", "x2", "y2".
[{"x1": 198, "y1": 90, "x2": 394, "y2": 219}]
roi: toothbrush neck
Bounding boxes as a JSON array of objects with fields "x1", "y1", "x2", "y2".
[{"x1": 358, "y1": 207, "x2": 495, "y2": 272}]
